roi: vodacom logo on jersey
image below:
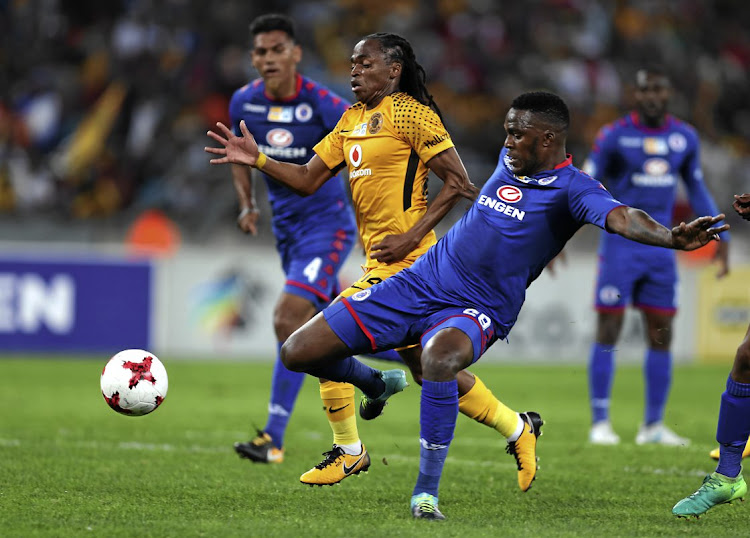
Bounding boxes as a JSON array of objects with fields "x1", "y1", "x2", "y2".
[
  {"x1": 496, "y1": 185, "x2": 523, "y2": 203},
  {"x1": 348, "y1": 144, "x2": 372, "y2": 180},
  {"x1": 349, "y1": 144, "x2": 363, "y2": 167}
]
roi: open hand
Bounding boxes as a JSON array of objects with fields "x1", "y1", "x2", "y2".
[
  {"x1": 670, "y1": 214, "x2": 729, "y2": 251},
  {"x1": 205, "y1": 120, "x2": 259, "y2": 167}
]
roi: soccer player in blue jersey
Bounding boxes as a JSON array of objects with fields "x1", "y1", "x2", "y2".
[
  {"x1": 228, "y1": 14, "x2": 358, "y2": 464},
  {"x1": 224, "y1": 23, "x2": 538, "y2": 490},
  {"x1": 672, "y1": 192, "x2": 750, "y2": 518},
  {"x1": 272, "y1": 91, "x2": 728, "y2": 519},
  {"x1": 210, "y1": 31, "x2": 545, "y2": 491},
  {"x1": 582, "y1": 66, "x2": 730, "y2": 446}
]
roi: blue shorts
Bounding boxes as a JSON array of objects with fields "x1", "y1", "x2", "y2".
[
  {"x1": 594, "y1": 248, "x2": 677, "y2": 314},
  {"x1": 277, "y1": 227, "x2": 355, "y2": 311},
  {"x1": 322, "y1": 271, "x2": 502, "y2": 363}
]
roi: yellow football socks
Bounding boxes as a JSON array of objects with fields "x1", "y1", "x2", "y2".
[
  {"x1": 320, "y1": 381, "x2": 360, "y2": 446},
  {"x1": 458, "y1": 375, "x2": 520, "y2": 438}
]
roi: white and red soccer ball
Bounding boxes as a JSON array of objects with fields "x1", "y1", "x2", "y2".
[{"x1": 101, "y1": 349, "x2": 168, "y2": 416}]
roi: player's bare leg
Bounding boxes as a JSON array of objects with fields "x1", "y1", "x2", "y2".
[
  {"x1": 636, "y1": 310, "x2": 688, "y2": 446},
  {"x1": 589, "y1": 311, "x2": 624, "y2": 444},
  {"x1": 234, "y1": 293, "x2": 317, "y2": 464}
]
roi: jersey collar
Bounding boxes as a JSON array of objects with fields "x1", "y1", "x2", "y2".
[
  {"x1": 629, "y1": 111, "x2": 673, "y2": 134},
  {"x1": 509, "y1": 154, "x2": 572, "y2": 185},
  {"x1": 263, "y1": 73, "x2": 303, "y2": 102}
]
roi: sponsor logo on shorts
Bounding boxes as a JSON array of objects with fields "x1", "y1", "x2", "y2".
[
  {"x1": 351, "y1": 289, "x2": 371, "y2": 301},
  {"x1": 599, "y1": 285, "x2": 621, "y2": 305}
]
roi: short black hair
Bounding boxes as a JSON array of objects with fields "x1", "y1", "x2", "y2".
[
  {"x1": 249, "y1": 13, "x2": 296, "y2": 43},
  {"x1": 510, "y1": 91, "x2": 570, "y2": 131},
  {"x1": 635, "y1": 64, "x2": 670, "y2": 87}
]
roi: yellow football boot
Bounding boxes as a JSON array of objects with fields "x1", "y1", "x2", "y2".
[
  {"x1": 300, "y1": 444, "x2": 371, "y2": 486},
  {"x1": 506, "y1": 412, "x2": 544, "y2": 492}
]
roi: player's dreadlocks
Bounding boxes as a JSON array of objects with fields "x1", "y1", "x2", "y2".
[{"x1": 364, "y1": 32, "x2": 443, "y2": 120}]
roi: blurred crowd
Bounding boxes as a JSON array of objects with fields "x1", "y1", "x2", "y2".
[{"x1": 2, "y1": 0, "x2": 750, "y2": 244}]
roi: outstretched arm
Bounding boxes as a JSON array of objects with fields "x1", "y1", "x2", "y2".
[
  {"x1": 370, "y1": 147, "x2": 478, "y2": 264},
  {"x1": 205, "y1": 120, "x2": 333, "y2": 196},
  {"x1": 605, "y1": 206, "x2": 729, "y2": 251}
]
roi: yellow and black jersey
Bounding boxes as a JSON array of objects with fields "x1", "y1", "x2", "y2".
[{"x1": 314, "y1": 92, "x2": 454, "y2": 269}]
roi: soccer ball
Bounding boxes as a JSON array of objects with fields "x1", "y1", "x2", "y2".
[{"x1": 100, "y1": 349, "x2": 168, "y2": 416}]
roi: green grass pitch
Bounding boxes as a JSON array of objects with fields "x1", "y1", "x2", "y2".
[{"x1": 0, "y1": 356, "x2": 746, "y2": 536}]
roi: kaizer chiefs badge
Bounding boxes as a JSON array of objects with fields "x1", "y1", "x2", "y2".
[{"x1": 368, "y1": 112, "x2": 383, "y2": 134}]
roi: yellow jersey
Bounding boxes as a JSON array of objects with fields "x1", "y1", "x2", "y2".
[{"x1": 314, "y1": 92, "x2": 454, "y2": 269}]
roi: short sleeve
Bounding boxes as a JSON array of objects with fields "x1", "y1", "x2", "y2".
[
  {"x1": 313, "y1": 113, "x2": 346, "y2": 171},
  {"x1": 568, "y1": 173, "x2": 625, "y2": 229},
  {"x1": 393, "y1": 95, "x2": 454, "y2": 163},
  {"x1": 582, "y1": 125, "x2": 615, "y2": 181}
]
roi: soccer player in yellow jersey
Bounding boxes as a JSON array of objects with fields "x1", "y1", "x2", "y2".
[{"x1": 206, "y1": 32, "x2": 543, "y2": 492}]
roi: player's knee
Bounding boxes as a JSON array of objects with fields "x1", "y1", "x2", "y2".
[
  {"x1": 421, "y1": 334, "x2": 472, "y2": 380},
  {"x1": 398, "y1": 348, "x2": 424, "y2": 385},
  {"x1": 273, "y1": 314, "x2": 299, "y2": 342},
  {"x1": 647, "y1": 334, "x2": 671, "y2": 350},
  {"x1": 596, "y1": 313, "x2": 623, "y2": 345},
  {"x1": 273, "y1": 305, "x2": 313, "y2": 341},
  {"x1": 733, "y1": 338, "x2": 750, "y2": 379},
  {"x1": 279, "y1": 336, "x2": 304, "y2": 372}
]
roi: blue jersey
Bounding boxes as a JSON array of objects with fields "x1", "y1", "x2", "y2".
[
  {"x1": 583, "y1": 112, "x2": 728, "y2": 255},
  {"x1": 229, "y1": 74, "x2": 355, "y2": 238},
  {"x1": 407, "y1": 149, "x2": 624, "y2": 332}
]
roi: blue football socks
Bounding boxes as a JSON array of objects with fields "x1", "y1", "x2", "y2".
[
  {"x1": 589, "y1": 343, "x2": 615, "y2": 423},
  {"x1": 716, "y1": 376, "x2": 750, "y2": 478},
  {"x1": 265, "y1": 342, "x2": 306, "y2": 448},
  {"x1": 413, "y1": 379, "x2": 459, "y2": 498},
  {"x1": 644, "y1": 348, "x2": 672, "y2": 425},
  {"x1": 307, "y1": 356, "x2": 385, "y2": 399}
]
